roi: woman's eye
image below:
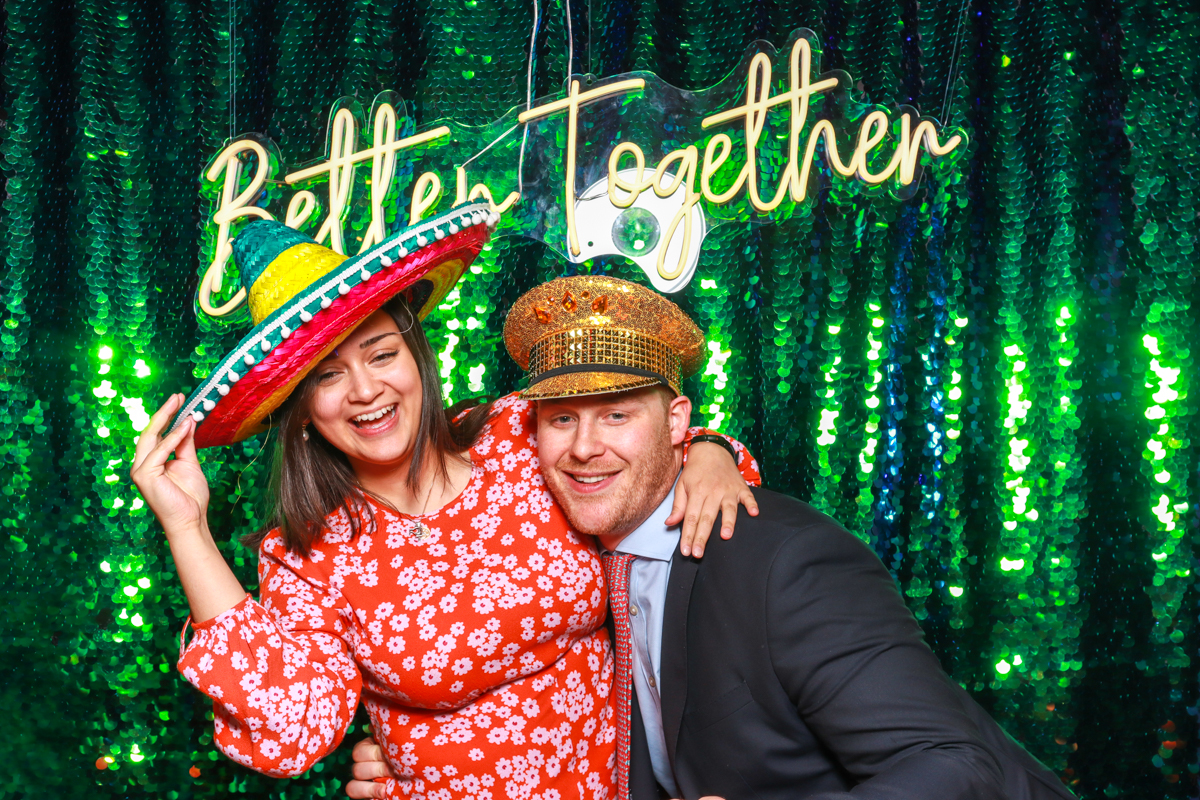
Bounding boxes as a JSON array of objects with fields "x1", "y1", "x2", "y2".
[
  {"x1": 316, "y1": 371, "x2": 339, "y2": 384},
  {"x1": 371, "y1": 350, "x2": 399, "y2": 364}
]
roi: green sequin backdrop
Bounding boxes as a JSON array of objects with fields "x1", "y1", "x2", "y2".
[{"x1": 0, "y1": 0, "x2": 1195, "y2": 797}]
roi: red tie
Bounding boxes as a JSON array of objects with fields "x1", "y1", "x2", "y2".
[{"x1": 603, "y1": 551, "x2": 637, "y2": 800}]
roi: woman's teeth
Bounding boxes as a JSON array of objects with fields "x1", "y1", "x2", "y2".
[{"x1": 353, "y1": 405, "x2": 395, "y2": 425}]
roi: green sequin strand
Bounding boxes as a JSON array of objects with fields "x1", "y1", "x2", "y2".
[
  {"x1": 757, "y1": 211, "x2": 817, "y2": 495},
  {"x1": 1124, "y1": 0, "x2": 1199, "y2": 789}
]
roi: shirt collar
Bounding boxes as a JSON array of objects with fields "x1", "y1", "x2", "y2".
[{"x1": 608, "y1": 477, "x2": 681, "y2": 563}]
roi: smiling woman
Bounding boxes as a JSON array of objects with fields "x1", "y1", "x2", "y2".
[
  {"x1": 129, "y1": 205, "x2": 761, "y2": 798},
  {"x1": 255, "y1": 296, "x2": 491, "y2": 557}
]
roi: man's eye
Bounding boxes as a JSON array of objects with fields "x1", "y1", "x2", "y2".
[{"x1": 608, "y1": 412, "x2": 627, "y2": 421}]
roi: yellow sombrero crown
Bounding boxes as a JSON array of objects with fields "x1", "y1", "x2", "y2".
[{"x1": 233, "y1": 223, "x2": 351, "y2": 324}]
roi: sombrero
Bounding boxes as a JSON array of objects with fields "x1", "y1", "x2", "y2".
[
  {"x1": 170, "y1": 201, "x2": 497, "y2": 448},
  {"x1": 503, "y1": 275, "x2": 705, "y2": 400}
]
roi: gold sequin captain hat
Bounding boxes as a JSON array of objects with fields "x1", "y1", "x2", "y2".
[{"x1": 504, "y1": 275, "x2": 705, "y2": 400}]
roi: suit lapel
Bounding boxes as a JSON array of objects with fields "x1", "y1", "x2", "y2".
[{"x1": 661, "y1": 549, "x2": 699, "y2": 766}]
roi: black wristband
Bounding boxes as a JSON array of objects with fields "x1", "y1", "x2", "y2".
[{"x1": 689, "y1": 434, "x2": 738, "y2": 464}]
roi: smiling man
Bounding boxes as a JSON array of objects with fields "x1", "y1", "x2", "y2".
[
  {"x1": 538, "y1": 388, "x2": 682, "y2": 534},
  {"x1": 350, "y1": 275, "x2": 1074, "y2": 800}
]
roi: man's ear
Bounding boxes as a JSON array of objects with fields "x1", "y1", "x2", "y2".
[{"x1": 667, "y1": 393, "x2": 692, "y2": 446}]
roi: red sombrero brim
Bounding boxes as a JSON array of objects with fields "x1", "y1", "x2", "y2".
[{"x1": 173, "y1": 203, "x2": 493, "y2": 448}]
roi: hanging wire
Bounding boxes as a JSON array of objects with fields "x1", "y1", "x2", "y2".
[
  {"x1": 465, "y1": 0, "x2": 570, "y2": 200},
  {"x1": 939, "y1": 0, "x2": 972, "y2": 126},
  {"x1": 228, "y1": 0, "x2": 238, "y2": 140},
  {"x1": 517, "y1": 0, "x2": 541, "y2": 198},
  {"x1": 459, "y1": 0, "x2": 558, "y2": 192},
  {"x1": 231, "y1": 428, "x2": 270, "y2": 516},
  {"x1": 461, "y1": 123, "x2": 523, "y2": 170},
  {"x1": 565, "y1": 0, "x2": 574, "y2": 82}
]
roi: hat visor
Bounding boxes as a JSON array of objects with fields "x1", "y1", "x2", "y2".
[
  {"x1": 175, "y1": 208, "x2": 491, "y2": 448},
  {"x1": 518, "y1": 371, "x2": 672, "y2": 401}
]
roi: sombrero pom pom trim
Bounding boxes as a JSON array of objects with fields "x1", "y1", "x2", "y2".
[{"x1": 170, "y1": 201, "x2": 498, "y2": 448}]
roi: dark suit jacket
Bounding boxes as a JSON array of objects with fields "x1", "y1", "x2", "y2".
[{"x1": 622, "y1": 488, "x2": 1075, "y2": 800}]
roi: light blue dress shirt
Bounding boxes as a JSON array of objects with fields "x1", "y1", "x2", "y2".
[{"x1": 607, "y1": 485, "x2": 682, "y2": 797}]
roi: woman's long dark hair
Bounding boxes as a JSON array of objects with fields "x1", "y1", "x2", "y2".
[{"x1": 244, "y1": 293, "x2": 494, "y2": 556}]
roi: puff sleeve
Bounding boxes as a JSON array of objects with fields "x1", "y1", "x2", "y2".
[{"x1": 177, "y1": 535, "x2": 362, "y2": 777}]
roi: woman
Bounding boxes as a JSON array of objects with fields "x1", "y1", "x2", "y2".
[{"x1": 132, "y1": 203, "x2": 759, "y2": 798}]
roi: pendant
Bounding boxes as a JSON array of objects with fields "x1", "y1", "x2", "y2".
[{"x1": 408, "y1": 520, "x2": 431, "y2": 542}]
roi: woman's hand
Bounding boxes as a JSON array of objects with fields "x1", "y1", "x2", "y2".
[
  {"x1": 669, "y1": 442, "x2": 759, "y2": 558},
  {"x1": 131, "y1": 394, "x2": 246, "y2": 623},
  {"x1": 347, "y1": 737, "x2": 397, "y2": 799},
  {"x1": 131, "y1": 394, "x2": 210, "y2": 538}
]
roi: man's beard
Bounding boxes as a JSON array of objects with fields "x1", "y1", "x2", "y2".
[{"x1": 546, "y1": 424, "x2": 679, "y2": 539}]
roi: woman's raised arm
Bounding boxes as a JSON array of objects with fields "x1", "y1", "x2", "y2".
[{"x1": 130, "y1": 393, "x2": 247, "y2": 623}]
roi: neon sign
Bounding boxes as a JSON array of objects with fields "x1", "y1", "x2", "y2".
[{"x1": 199, "y1": 28, "x2": 965, "y2": 315}]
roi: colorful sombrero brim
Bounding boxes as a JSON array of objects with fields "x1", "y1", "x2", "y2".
[
  {"x1": 169, "y1": 201, "x2": 495, "y2": 448},
  {"x1": 518, "y1": 372, "x2": 665, "y2": 400}
]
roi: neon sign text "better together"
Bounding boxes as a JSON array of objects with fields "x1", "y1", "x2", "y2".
[{"x1": 202, "y1": 35, "x2": 962, "y2": 316}]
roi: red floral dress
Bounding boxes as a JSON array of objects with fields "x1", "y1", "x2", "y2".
[{"x1": 178, "y1": 393, "x2": 760, "y2": 800}]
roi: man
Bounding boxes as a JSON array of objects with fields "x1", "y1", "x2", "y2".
[{"x1": 350, "y1": 275, "x2": 1074, "y2": 800}]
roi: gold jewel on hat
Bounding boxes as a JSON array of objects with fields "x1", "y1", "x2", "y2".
[{"x1": 503, "y1": 275, "x2": 705, "y2": 400}]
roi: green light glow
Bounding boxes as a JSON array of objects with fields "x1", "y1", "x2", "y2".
[
  {"x1": 121, "y1": 397, "x2": 151, "y2": 432},
  {"x1": 467, "y1": 363, "x2": 487, "y2": 393},
  {"x1": 702, "y1": 339, "x2": 732, "y2": 429}
]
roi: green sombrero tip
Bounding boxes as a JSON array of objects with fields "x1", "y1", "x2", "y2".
[{"x1": 234, "y1": 220, "x2": 319, "y2": 291}]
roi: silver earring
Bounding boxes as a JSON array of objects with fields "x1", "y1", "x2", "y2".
[{"x1": 302, "y1": 424, "x2": 310, "y2": 441}]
